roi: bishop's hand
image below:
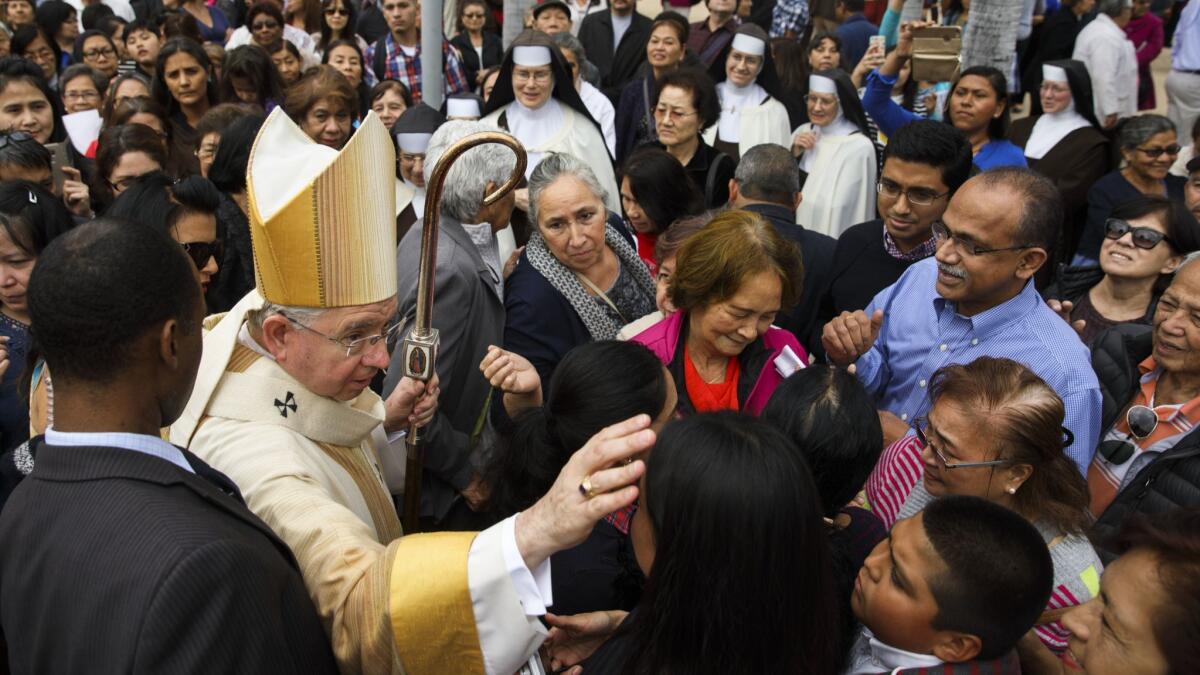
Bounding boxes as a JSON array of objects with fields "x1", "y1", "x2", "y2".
[{"x1": 383, "y1": 374, "x2": 439, "y2": 433}]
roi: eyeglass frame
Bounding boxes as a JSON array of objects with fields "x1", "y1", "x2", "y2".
[
  {"x1": 279, "y1": 312, "x2": 403, "y2": 358},
  {"x1": 82, "y1": 46, "x2": 117, "y2": 59},
  {"x1": 1103, "y1": 217, "x2": 1174, "y2": 250},
  {"x1": 913, "y1": 417, "x2": 1016, "y2": 470},
  {"x1": 1135, "y1": 143, "x2": 1181, "y2": 159},
  {"x1": 876, "y1": 178, "x2": 951, "y2": 207},
  {"x1": 931, "y1": 219, "x2": 1038, "y2": 257},
  {"x1": 652, "y1": 104, "x2": 697, "y2": 122}
]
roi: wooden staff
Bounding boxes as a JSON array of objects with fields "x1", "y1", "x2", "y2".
[{"x1": 400, "y1": 131, "x2": 527, "y2": 534}]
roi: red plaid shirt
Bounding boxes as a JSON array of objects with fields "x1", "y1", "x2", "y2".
[{"x1": 366, "y1": 33, "x2": 470, "y2": 104}]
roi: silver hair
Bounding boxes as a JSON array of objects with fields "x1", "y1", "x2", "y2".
[
  {"x1": 422, "y1": 120, "x2": 519, "y2": 223},
  {"x1": 734, "y1": 143, "x2": 800, "y2": 201},
  {"x1": 527, "y1": 152, "x2": 609, "y2": 226},
  {"x1": 1118, "y1": 114, "x2": 1176, "y2": 150},
  {"x1": 1097, "y1": 0, "x2": 1131, "y2": 17},
  {"x1": 550, "y1": 31, "x2": 587, "y2": 64},
  {"x1": 247, "y1": 301, "x2": 325, "y2": 333}
]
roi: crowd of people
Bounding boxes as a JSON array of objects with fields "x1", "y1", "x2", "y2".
[{"x1": 0, "y1": 0, "x2": 1198, "y2": 673}]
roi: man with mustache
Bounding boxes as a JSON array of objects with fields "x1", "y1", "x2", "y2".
[{"x1": 822, "y1": 167, "x2": 1102, "y2": 474}]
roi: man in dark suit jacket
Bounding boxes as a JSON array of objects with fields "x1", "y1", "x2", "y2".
[
  {"x1": 383, "y1": 121, "x2": 517, "y2": 530},
  {"x1": 0, "y1": 220, "x2": 337, "y2": 675},
  {"x1": 727, "y1": 143, "x2": 835, "y2": 355},
  {"x1": 578, "y1": 0, "x2": 653, "y2": 104}
]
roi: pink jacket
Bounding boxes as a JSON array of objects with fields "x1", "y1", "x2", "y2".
[{"x1": 631, "y1": 311, "x2": 807, "y2": 416}]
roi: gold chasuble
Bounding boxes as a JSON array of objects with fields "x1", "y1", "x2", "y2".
[{"x1": 170, "y1": 110, "x2": 548, "y2": 675}]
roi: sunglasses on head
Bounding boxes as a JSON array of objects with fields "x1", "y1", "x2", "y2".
[
  {"x1": 1104, "y1": 218, "x2": 1174, "y2": 250},
  {"x1": 1097, "y1": 404, "x2": 1159, "y2": 465},
  {"x1": 181, "y1": 240, "x2": 223, "y2": 269}
]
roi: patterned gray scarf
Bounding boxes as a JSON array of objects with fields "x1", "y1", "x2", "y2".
[{"x1": 525, "y1": 222, "x2": 656, "y2": 341}]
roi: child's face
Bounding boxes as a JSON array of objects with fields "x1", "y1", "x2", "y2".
[{"x1": 852, "y1": 514, "x2": 945, "y2": 654}]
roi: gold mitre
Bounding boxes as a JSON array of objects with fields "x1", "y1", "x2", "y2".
[{"x1": 246, "y1": 108, "x2": 397, "y2": 308}]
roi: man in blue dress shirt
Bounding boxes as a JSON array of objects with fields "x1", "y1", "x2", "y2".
[{"x1": 822, "y1": 167, "x2": 1102, "y2": 473}]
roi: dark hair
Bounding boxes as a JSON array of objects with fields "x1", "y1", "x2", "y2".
[
  {"x1": 974, "y1": 167, "x2": 1062, "y2": 253},
  {"x1": 369, "y1": 78, "x2": 412, "y2": 108},
  {"x1": 27, "y1": 218, "x2": 201, "y2": 383},
  {"x1": 671, "y1": 209, "x2": 803, "y2": 311},
  {"x1": 648, "y1": 11, "x2": 688, "y2": 44},
  {"x1": 455, "y1": 0, "x2": 488, "y2": 32},
  {"x1": 286, "y1": 0, "x2": 322, "y2": 35},
  {"x1": 317, "y1": 0, "x2": 359, "y2": 52},
  {"x1": 106, "y1": 93, "x2": 168, "y2": 133},
  {"x1": 80, "y1": 3, "x2": 114, "y2": 30},
  {"x1": 882, "y1": 120, "x2": 974, "y2": 194},
  {"x1": 123, "y1": 17, "x2": 157, "y2": 44},
  {"x1": 762, "y1": 364, "x2": 882, "y2": 515},
  {"x1": 0, "y1": 55, "x2": 64, "y2": 142},
  {"x1": 11, "y1": 25, "x2": 58, "y2": 76},
  {"x1": 60, "y1": 63, "x2": 108, "y2": 95},
  {"x1": 948, "y1": 66, "x2": 1010, "y2": 140},
  {"x1": 622, "y1": 412, "x2": 840, "y2": 675},
  {"x1": 1107, "y1": 509, "x2": 1200, "y2": 675},
  {"x1": 97, "y1": 14, "x2": 128, "y2": 42},
  {"x1": 108, "y1": 171, "x2": 220, "y2": 237},
  {"x1": 72, "y1": 29, "x2": 119, "y2": 65},
  {"x1": 653, "y1": 67, "x2": 720, "y2": 132},
  {"x1": 207, "y1": 112, "x2": 266, "y2": 193},
  {"x1": 921, "y1": 496, "x2": 1054, "y2": 660},
  {"x1": 482, "y1": 340, "x2": 668, "y2": 517},
  {"x1": 101, "y1": 71, "x2": 153, "y2": 123},
  {"x1": 654, "y1": 213, "x2": 706, "y2": 265},
  {"x1": 160, "y1": 13, "x2": 202, "y2": 43},
  {"x1": 771, "y1": 37, "x2": 806, "y2": 94},
  {"x1": 838, "y1": 0, "x2": 866, "y2": 11},
  {"x1": 246, "y1": 1, "x2": 285, "y2": 36},
  {"x1": 33, "y1": 1, "x2": 72, "y2": 59},
  {"x1": 321, "y1": 38, "x2": 369, "y2": 115},
  {"x1": 0, "y1": 131, "x2": 51, "y2": 174},
  {"x1": 619, "y1": 146, "x2": 703, "y2": 234},
  {"x1": 220, "y1": 45, "x2": 284, "y2": 107},
  {"x1": 0, "y1": 180, "x2": 76, "y2": 258},
  {"x1": 94, "y1": 123, "x2": 168, "y2": 203},
  {"x1": 194, "y1": 102, "x2": 251, "y2": 144},
  {"x1": 807, "y1": 32, "x2": 842, "y2": 58},
  {"x1": 152, "y1": 38, "x2": 218, "y2": 118},
  {"x1": 929, "y1": 356, "x2": 1090, "y2": 534}
]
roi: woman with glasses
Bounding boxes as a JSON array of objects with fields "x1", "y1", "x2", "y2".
[
  {"x1": 11, "y1": 24, "x2": 61, "y2": 87},
  {"x1": 107, "y1": 171, "x2": 222, "y2": 302},
  {"x1": 866, "y1": 356, "x2": 1102, "y2": 657},
  {"x1": 647, "y1": 67, "x2": 734, "y2": 210},
  {"x1": 180, "y1": 0, "x2": 232, "y2": 45},
  {"x1": 73, "y1": 29, "x2": 120, "y2": 78},
  {"x1": 1046, "y1": 196, "x2": 1200, "y2": 345},
  {"x1": 94, "y1": 122, "x2": 165, "y2": 209},
  {"x1": 246, "y1": 1, "x2": 285, "y2": 53},
  {"x1": 614, "y1": 12, "x2": 688, "y2": 165},
  {"x1": 1009, "y1": 60, "x2": 1110, "y2": 260},
  {"x1": 1079, "y1": 114, "x2": 1185, "y2": 265},
  {"x1": 59, "y1": 64, "x2": 105, "y2": 114},
  {"x1": 312, "y1": 0, "x2": 367, "y2": 65},
  {"x1": 792, "y1": 69, "x2": 876, "y2": 238},
  {"x1": 450, "y1": 0, "x2": 501, "y2": 91},
  {"x1": 482, "y1": 30, "x2": 620, "y2": 220}
]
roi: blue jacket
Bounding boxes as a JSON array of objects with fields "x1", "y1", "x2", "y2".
[{"x1": 836, "y1": 13, "x2": 877, "y2": 70}]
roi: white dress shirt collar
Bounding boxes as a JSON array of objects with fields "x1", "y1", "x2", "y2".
[{"x1": 45, "y1": 428, "x2": 195, "y2": 474}]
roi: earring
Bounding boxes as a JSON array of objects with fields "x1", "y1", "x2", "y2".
[{"x1": 1006, "y1": 486, "x2": 1017, "y2": 495}]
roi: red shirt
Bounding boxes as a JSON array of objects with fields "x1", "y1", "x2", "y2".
[{"x1": 683, "y1": 344, "x2": 741, "y2": 412}]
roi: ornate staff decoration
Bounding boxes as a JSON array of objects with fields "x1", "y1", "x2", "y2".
[{"x1": 400, "y1": 131, "x2": 527, "y2": 533}]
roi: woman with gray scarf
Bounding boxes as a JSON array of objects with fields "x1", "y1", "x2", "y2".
[{"x1": 504, "y1": 152, "x2": 656, "y2": 385}]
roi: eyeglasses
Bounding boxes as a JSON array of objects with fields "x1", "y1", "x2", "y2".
[
  {"x1": 652, "y1": 105, "x2": 697, "y2": 122},
  {"x1": 63, "y1": 89, "x2": 100, "y2": 101},
  {"x1": 512, "y1": 68, "x2": 552, "y2": 84},
  {"x1": 1096, "y1": 405, "x2": 1159, "y2": 465},
  {"x1": 107, "y1": 170, "x2": 156, "y2": 192},
  {"x1": 251, "y1": 20, "x2": 279, "y2": 30},
  {"x1": 931, "y1": 220, "x2": 1035, "y2": 257},
  {"x1": 877, "y1": 178, "x2": 950, "y2": 207},
  {"x1": 323, "y1": 6, "x2": 349, "y2": 15},
  {"x1": 1137, "y1": 144, "x2": 1181, "y2": 158},
  {"x1": 0, "y1": 131, "x2": 34, "y2": 149},
  {"x1": 281, "y1": 312, "x2": 403, "y2": 357},
  {"x1": 913, "y1": 418, "x2": 1015, "y2": 470},
  {"x1": 1104, "y1": 217, "x2": 1174, "y2": 250},
  {"x1": 805, "y1": 94, "x2": 838, "y2": 107},
  {"x1": 181, "y1": 240, "x2": 223, "y2": 270},
  {"x1": 27, "y1": 47, "x2": 54, "y2": 61},
  {"x1": 463, "y1": 10, "x2": 486, "y2": 18},
  {"x1": 82, "y1": 47, "x2": 116, "y2": 59}
]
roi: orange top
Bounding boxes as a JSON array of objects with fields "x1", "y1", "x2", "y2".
[{"x1": 683, "y1": 344, "x2": 741, "y2": 412}]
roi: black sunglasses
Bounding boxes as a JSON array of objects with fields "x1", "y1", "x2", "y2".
[
  {"x1": 1137, "y1": 144, "x2": 1182, "y2": 158},
  {"x1": 1104, "y1": 218, "x2": 1174, "y2": 250},
  {"x1": 1097, "y1": 405, "x2": 1159, "y2": 465},
  {"x1": 182, "y1": 240, "x2": 223, "y2": 269},
  {"x1": 0, "y1": 131, "x2": 35, "y2": 149},
  {"x1": 323, "y1": 6, "x2": 348, "y2": 15}
]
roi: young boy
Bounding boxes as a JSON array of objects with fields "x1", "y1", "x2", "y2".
[{"x1": 846, "y1": 496, "x2": 1054, "y2": 674}]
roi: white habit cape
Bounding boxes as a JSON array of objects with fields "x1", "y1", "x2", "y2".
[{"x1": 793, "y1": 123, "x2": 877, "y2": 238}]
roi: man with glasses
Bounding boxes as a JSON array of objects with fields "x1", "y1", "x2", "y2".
[
  {"x1": 821, "y1": 167, "x2": 1102, "y2": 473},
  {"x1": 817, "y1": 121, "x2": 974, "y2": 348},
  {"x1": 172, "y1": 109, "x2": 653, "y2": 674},
  {"x1": 1089, "y1": 256, "x2": 1200, "y2": 557}
]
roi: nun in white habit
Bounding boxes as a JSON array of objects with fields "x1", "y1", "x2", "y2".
[
  {"x1": 702, "y1": 24, "x2": 792, "y2": 161},
  {"x1": 480, "y1": 30, "x2": 620, "y2": 213},
  {"x1": 392, "y1": 102, "x2": 446, "y2": 237},
  {"x1": 792, "y1": 69, "x2": 877, "y2": 238},
  {"x1": 444, "y1": 93, "x2": 484, "y2": 120}
]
